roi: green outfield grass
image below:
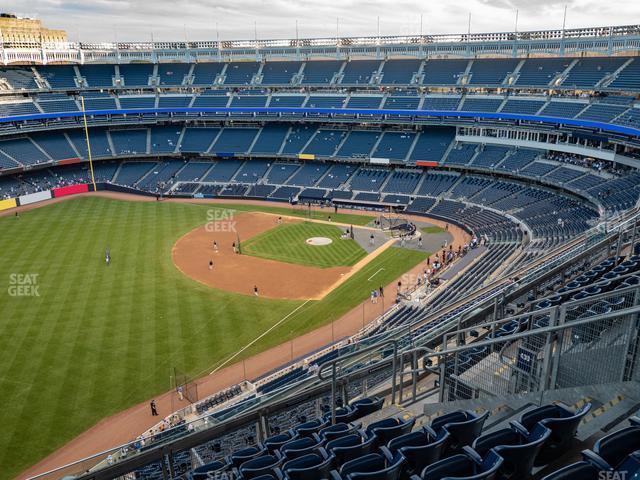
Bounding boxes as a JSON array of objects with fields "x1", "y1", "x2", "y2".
[
  {"x1": 213, "y1": 203, "x2": 374, "y2": 226},
  {"x1": 0, "y1": 196, "x2": 426, "y2": 479},
  {"x1": 242, "y1": 221, "x2": 367, "y2": 268},
  {"x1": 421, "y1": 225, "x2": 445, "y2": 234}
]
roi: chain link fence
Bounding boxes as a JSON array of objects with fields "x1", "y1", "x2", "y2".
[{"x1": 433, "y1": 285, "x2": 640, "y2": 403}]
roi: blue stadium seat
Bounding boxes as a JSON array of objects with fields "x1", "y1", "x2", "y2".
[
  {"x1": 323, "y1": 406, "x2": 355, "y2": 424},
  {"x1": 331, "y1": 452, "x2": 405, "y2": 480},
  {"x1": 365, "y1": 417, "x2": 416, "y2": 446},
  {"x1": 472, "y1": 422, "x2": 551, "y2": 478},
  {"x1": 380, "y1": 426, "x2": 449, "y2": 473},
  {"x1": 326, "y1": 434, "x2": 376, "y2": 465},
  {"x1": 282, "y1": 450, "x2": 335, "y2": 480},
  {"x1": 192, "y1": 460, "x2": 228, "y2": 479},
  {"x1": 295, "y1": 418, "x2": 331, "y2": 437},
  {"x1": 320, "y1": 423, "x2": 362, "y2": 442},
  {"x1": 430, "y1": 410, "x2": 489, "y2": 454},
  {"x1": 264, "y1": 431, "x2": 299, "y2": 454},
  {"x1": 582, "y1": 426, "x2": 640, "y2": 476},
  {"x1": 280, "y1": 435, "x2": 324, "y2": 460},
  {"x1": 301, "y1": 61, "x2": 342, "y2": 85},
  {"x1": 541, "y1": 461, "x2": 603, "y2": 480},
  {"x1": 513, "y1": 403, "x2": 591, "y2": 465},
  {"x1": 239, "y1": 454, "x2": 283, "y2": 479},
  {"x1": 351, "y1": 397, "x2": 384, "y2": 420},
  {"x1": 418, "y1": 447, "x2": 503, "y2": 480},
  {"x1": 230, "y1": 446, "x2": 267, "y2": 468}
]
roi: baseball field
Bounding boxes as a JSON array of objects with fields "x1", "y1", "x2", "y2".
[
  {"x1": 242, "y1": 222, "x2": 367, "y2": 268},
  {"x1": 0, "y1": 195, "x2": 431, "y2": 479}
]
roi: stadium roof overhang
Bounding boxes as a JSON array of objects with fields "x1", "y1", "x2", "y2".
[{"x1": 2, "y1": 24, "x2": 640, "y2": 64}]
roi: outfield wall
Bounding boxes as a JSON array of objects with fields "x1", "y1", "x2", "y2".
[
  {"x1": 18, "y1": 191, "x2": 52, "y2": 206},
  {"x1": 52, "y1": 184, "x2": 89, "y2": 198},
  {"x1": 0, "y1": 197, "x2": 17, "y2": 211},
  {"x1": 0, "y1": 183, "x2": 93, "y2": 213}
]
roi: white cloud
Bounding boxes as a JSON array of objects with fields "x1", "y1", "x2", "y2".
[{"x1": 4, "y1": 0, "x2": 639, "y2": 42}]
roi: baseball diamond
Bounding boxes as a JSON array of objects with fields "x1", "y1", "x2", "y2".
[{"x1": 0, "y1": 194, "x2": 440, "y2": 478}]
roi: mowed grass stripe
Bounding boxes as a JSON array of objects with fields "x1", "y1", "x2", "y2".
[
  {"x1": 241, "y1": 246, "x2": 429, "y2": 358},
  {"x1": 0, "y1": 198, "x2": 421, "y2": 479},
  {"x1": 242, "y1": 221, "x2": 367, "y2": 268},
  {"x1": 213, "y1": 203, "x2": 374, "y2": 226}
]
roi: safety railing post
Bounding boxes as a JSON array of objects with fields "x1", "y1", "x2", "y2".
[
  {"x1": 161, "y1": 452, "x2": 170, "y2": 480},
  {"x1": 412, "y1": 350, "x2": 418, "y2": 403},
  {"x1": 258, "y1": 411, "x2": 268, "y2": 443},
  {"x1": 341, "y1": 379, "x2": 349, "y2": 408},
  {"x1": 398, "y1": 352, "x2": 404, "y2": 404},
  {"x1": 622, "y1": 286, "x2": 640, "y2": 381},
  {"x1": 438, "y1": 358, "x2": 446, "y2": 403},
  {"x1": 615, "y1": 225, "x2": 624, "y2": 263},
  {"x1": 331, "y1": 363, "x2": 337, "y2": 424},
  {"x1": 391, "y1": 346, "x2": 398, "y2": 404},
  {"x1": 167, "y1": 451, "x2": 176, "y2": 480},
  {"x1": 549, "y1": 305, "x2": 565, "y2": 390},
  {"x1": 539, "y1": 306, "x2": 558, "y2": 392}
]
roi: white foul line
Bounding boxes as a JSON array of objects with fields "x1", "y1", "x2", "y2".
[
  {"x1": 209, "y1": 299, "x2": 312, "y2": 375},
  {"x1": 367, "y1": 268, "x2": 385, "y2": 281}
]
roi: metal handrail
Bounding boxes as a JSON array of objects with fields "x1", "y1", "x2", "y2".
[
  {"x1": 394, "y1": 299, "x2": 640, "y2": 404},
  {"x1": 317, "y1": 339, "x2": 398, "y2": 423}
]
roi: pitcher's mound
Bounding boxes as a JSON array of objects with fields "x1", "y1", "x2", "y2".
[{"x1": 306, "y1": 237, "x2": 333, "y2": 246}]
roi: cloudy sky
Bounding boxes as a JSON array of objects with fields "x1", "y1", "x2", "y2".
[{"x1": 4, "y1": 0, "x2": 639, "y2": 43}]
